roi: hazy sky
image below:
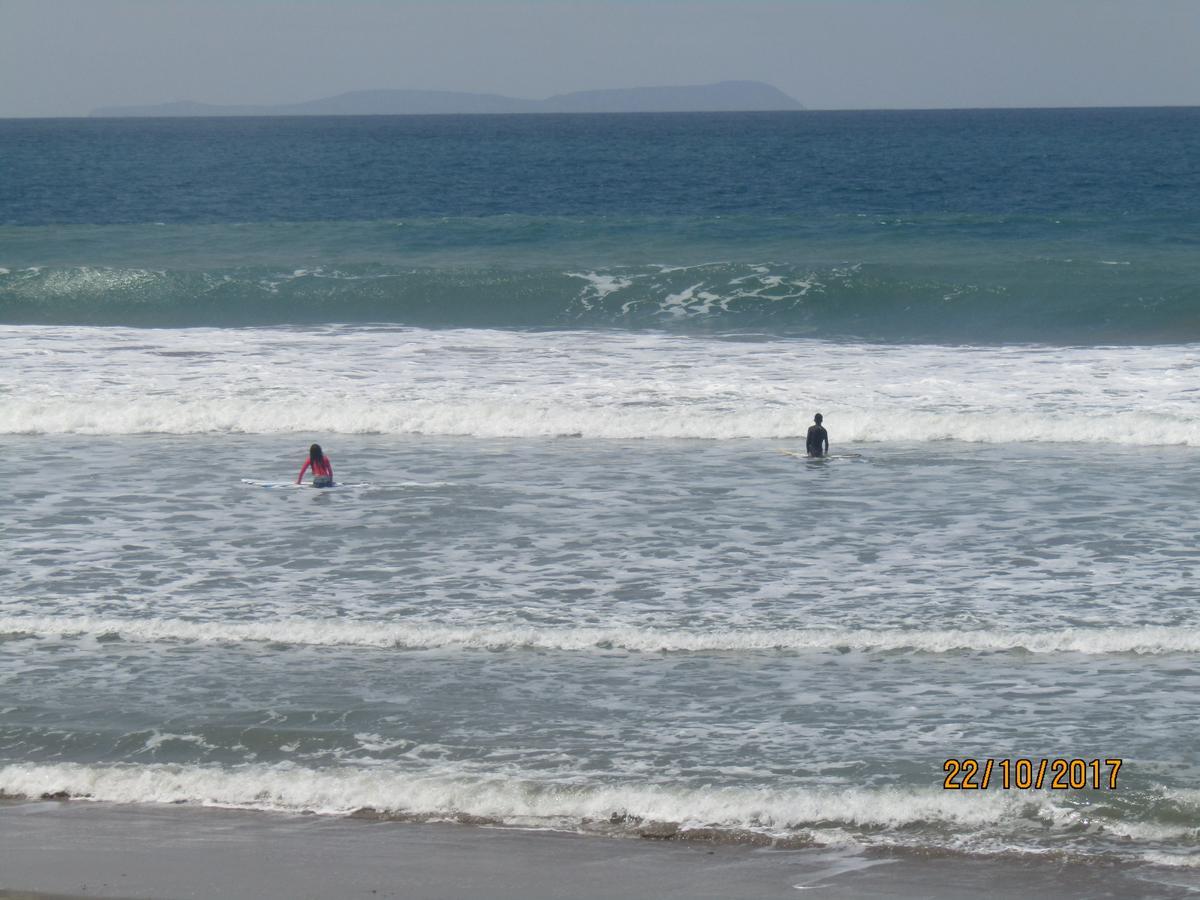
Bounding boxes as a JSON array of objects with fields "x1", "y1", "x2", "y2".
[{"x1": 2, "y1": 0, "x2": 1198, "y2": 116}]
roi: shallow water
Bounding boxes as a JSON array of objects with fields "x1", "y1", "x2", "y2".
[{"x1": 4, "y1": 426, "x2": 1200, "y2": 862}]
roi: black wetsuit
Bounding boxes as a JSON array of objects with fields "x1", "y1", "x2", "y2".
[{"x1": 806, "y1": 424, "x2": 829, "y2": 457}]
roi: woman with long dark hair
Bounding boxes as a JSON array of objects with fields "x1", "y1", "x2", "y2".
[{"x1": 296, "y1": 443, "x2": 334, "y2": 487}]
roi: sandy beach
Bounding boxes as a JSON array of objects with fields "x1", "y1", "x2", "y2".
[{"x1": 2, "y1": 800, "x2": 1197, "y2": 899}]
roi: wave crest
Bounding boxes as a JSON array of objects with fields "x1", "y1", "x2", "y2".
[
  {"x1": 4, "y1": 615, "x2": 1199, "y2": 656},
  {"x1": 0, "y1": 760, "x2": 1056, "y2": 837},
  {"x1": 3, "y1": 260, "x2": 1197, "y2": 342},
  {"x1": 4, "y1": 397, "x2": 1199, "y2": 445},
  {"x1": 5, "y1": 761, "x2": 1197, "y2": 864}
]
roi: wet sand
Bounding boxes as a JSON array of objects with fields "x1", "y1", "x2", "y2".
[{"x1": 2, "y1": 800, "x2": 1197, "y2": 899}]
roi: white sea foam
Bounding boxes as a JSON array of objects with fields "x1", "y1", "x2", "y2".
[
  {"x1": 5, "y1": 397, "x2": 1200, "y2": 444},
  {"x1": 3, "y1": 615, "x2": 1198, "y2": 656},
  {"x1": 565, "y1": 271, "x2": 633, "y2": 309},
  {"x1": 0, "y1": 760, "x2": 1026, "y2": 834},
  {"x1": 9, "y1": 760, "x2": 1188, "y2": 863},
  {"x1": 1143, "y1": 851, "x2": 1200, "y2": 868},
  {"x1": 4, "y1": 325, "x2": 1198, "y2": 442},
  {"x1": 24, "y1": 266, "x2": 162, "y2": 296},
  {"x1": 135, "y1": 731, "x2": 215, "y2": 754}
]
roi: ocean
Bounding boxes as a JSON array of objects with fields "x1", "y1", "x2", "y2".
[{"x1": 2, "y1": 109, "x2": 1200, "y2": 879}]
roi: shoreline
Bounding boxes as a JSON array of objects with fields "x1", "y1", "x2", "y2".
[{"x1": 3, "y1": 800, "x2": 1199, "y2": 899}]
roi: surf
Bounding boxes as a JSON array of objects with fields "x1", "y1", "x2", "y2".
[
  {"x1": 4, "y1": 324, "x2": 1200, "y2": 443},
  {"x1": 3, "y1": 255, "x2": 1198, "y2": 343},
  {"x1": 5, "y1": 615, "x2": 1200, "y2": 656}
]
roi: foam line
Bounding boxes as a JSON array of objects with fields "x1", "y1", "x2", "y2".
[
  {"x1": 0, "y1": 760, "x2": 1032, "y2": 832},
  {"x1": 8, "y1": 760, "x2": 1193, "y2": 863},
  {"x1": 5, "y1": 324, "x2": 1200, "y2": 442},
  {"x1": 3, "y1": 615, "x2": 1198, "y2": 656},
  {"x1": 5, "y1": 399, "x2": 1200, "y2": 444}
]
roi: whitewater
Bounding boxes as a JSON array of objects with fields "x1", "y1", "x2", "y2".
[{"x1": 4, "y1": 324, "x2": 1200, "y2": 444}]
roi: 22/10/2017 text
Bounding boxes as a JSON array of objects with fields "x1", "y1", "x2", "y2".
[{"x1": 942, "y1": 758, "x2": 1122, "y2": 790}]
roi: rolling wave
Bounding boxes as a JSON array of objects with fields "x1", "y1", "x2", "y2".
[
  {"x1": 1, "y1": 258, "x2": 1196, "y2": 342},
  {"x1": 4, "y1": 615, "x2": 1199, "y2": 655},
  {"x1": 2, "y1": 761, "x2": 1195, "y2": 864},
  {"x1": 5, "y1": 319, "x2": 1198, "y2": 442},
  {"x1": 0, "y1": 760, "x2": 1048, "y2": 838},
  {"x1": 4, "y1": 399, "x2": 1199, "y2": 445}
]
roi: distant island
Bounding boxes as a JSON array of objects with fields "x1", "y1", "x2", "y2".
[{"x1": 90, "y1": 81, "x2": 803, "y2": 117}]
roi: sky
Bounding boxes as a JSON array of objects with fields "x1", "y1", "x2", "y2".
[{"x1": 2, "y1": 0, "x2": 1198, "y2": 116}]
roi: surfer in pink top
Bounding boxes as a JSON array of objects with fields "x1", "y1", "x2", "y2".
[{"x1": 297, "y1": 443, "x2": 334, "y2": 487}]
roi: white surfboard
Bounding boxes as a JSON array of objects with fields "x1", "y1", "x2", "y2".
[
  {"x1": 242, "y1": 479, "x2": 307, "y2": 489},
  {"x1": 777, "y1": 450, "x2": 864, "y2": 461},
  {"x1": 241, "y1": 479, "x2": 368, "y2": 490}
]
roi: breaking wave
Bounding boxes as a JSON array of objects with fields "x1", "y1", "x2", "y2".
[
  {"x1": 5, "y1": 615, "x2": 1200, "y2": 656},
  {"x1": 0, "y1": 760, "x2": 1047, "y2": 839},
  {"x1": 4, "y1": 761, "x2": 1198, "y2": 865},
  {"x1": 4, "y1": 400, "x2": 1200, "y2": 445},
  {"x1": 1, "y1": 257, "x2": 1197, "y2": 343}
]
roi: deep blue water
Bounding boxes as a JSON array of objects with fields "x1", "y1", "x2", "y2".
[{"x1": 4, "y1": 109, "x2": 1199, "y2": 224}]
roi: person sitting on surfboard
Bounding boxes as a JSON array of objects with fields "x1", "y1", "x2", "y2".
[
  {"x1": 806, "y1": 413, "x2": 829, "y2": 458},
  {"x1": 297, "y1": 443, "x2": 334, "y2": 487}
]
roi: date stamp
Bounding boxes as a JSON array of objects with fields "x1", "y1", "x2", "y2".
[{"x1": 942, "y1": 757, "x2": 1122, "y2": 790}]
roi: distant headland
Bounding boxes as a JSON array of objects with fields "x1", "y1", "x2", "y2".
[{"x1": 90, "y1": 81, "x2": 803, "y2": 117}]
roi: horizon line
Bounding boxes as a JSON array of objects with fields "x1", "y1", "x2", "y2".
[{"x1": 4, "y1": 103, "x2": 1200, "y2": 121}]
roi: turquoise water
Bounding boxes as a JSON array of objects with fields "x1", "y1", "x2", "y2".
[{"x1": 2, "y1": 111, "x2": 1200, "y2": 873}]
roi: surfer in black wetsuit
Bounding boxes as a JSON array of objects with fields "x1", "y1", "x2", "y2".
[{"x1": 806, "y1": 413, "x2": 829, "y2": 458}]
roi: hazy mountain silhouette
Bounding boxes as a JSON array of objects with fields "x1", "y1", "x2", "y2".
[{"x1": 91, "y1": 81, "x2": 803, "y2": 117}]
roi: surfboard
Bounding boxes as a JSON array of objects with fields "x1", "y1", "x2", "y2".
[
  {"x1": 777, "y1": 450, "x2": 864, "y2": 461},
  {"x1": 242, "y1": 479, "x2": 307, "y2": 490},
  {"x1": 241, "y1": 479, "x2": 367, "y2": 490}
]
